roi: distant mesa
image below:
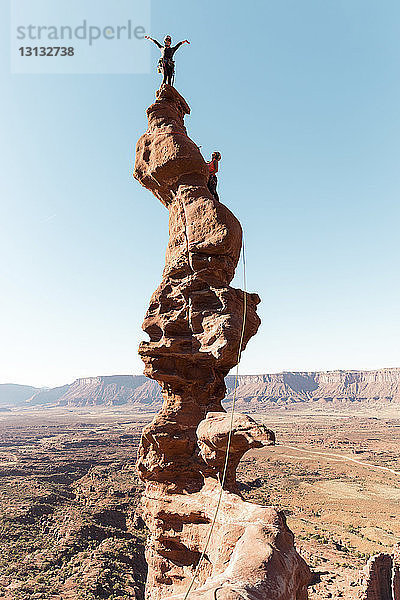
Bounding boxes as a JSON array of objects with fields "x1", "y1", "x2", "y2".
[
  {"x1": 1, "y1": 368, "x2": 400, "y2": 409},
  {"x1": 0, "y1": 383, "x2": 39, "y2": 407}
]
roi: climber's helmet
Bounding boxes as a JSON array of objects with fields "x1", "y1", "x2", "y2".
[
  {"x1": 212, "y1": 152, "x2": 221, "y2": 161},
  {"x1": 164, "y1": 35, "x2": 172, "y2": 46}
]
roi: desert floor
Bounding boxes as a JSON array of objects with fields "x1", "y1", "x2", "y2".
[{"x1": 0, "y1": 406, "x2": 398, "y2": 599}]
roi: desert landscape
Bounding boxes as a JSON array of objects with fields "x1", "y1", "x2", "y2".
[
  {"x1": 239, "y1": 411, "x2": 400, "y2": 599},
  {"x1": 0, "y1": 404, "x2": 398, "y2": 599},
  {"x1": 2, "y1": 82, "x2": 400, "y2": 599},
  {"x1": 4, "y1": 0, "x2": 399, "y2": 597},
  {"x1": 0, "y1": 409, "x2": 148, "y2": 600}
]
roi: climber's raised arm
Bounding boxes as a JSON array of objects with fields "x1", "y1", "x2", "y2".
[
  {"x1": 144, "y1": 35, "x2": 162, "y2": 49},
  {"x1": 172, "y1": 40, "x2": 190, "y2": 52}
]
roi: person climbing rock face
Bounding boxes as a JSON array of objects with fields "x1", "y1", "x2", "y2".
[
  {"x1": 144, "y1": 34, "x2": 190, "y2": 86},
  {"x1": 207, "y1": 152, "x2": 221, "y2": 202}
]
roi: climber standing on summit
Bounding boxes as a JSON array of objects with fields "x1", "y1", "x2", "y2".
[
  {"x1": 144, "y1": 35, "x2": 190, "y2": 86},
  {"x1": 207, "y1": 152, "x2": 221, "y2": 202}
]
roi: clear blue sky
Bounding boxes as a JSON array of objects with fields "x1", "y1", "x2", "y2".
[{"x1": 1, "y1": 0, "x2": 399, "y2": 387}]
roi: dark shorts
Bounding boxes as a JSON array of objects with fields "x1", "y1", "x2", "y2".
[{"x1": 208, "y1": 174, "x2": 219, "y2": 201}]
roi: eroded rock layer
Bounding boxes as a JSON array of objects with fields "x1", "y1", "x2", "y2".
[
  {"x1": 134, "y1": 85, "x2": 310, "y2": 600},
  {"x1": 360, "y1": 546, "x2": 400, "y2": 600}
]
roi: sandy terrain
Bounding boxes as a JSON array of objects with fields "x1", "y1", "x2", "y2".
[
  {"x1": 0, "y1": 406, "x2": 398, "y2": 599},
  {"x1": 237, "y1": 411, "x2": 400, "y2": 599}
]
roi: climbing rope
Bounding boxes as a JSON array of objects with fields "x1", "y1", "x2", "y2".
[{"x1": 182, "y1": 237, "x2": 248, "y2": 600}]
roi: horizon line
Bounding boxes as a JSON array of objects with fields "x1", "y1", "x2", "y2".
[{"x1": 2, "y1": 365, "x2": 400, "y2": 389}]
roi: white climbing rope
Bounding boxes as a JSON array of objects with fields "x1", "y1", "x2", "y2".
[{"x1": 182, "y1": 237, "x2": 249, "y2": 600}]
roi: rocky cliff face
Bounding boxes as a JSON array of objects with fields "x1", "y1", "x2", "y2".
[
  {"x1": 359, "y1": 545, "x2": 400, "y2": 600},
  {"x1": 224, "y1": 368, "x2": 400, "y2": 407},
  {"x1": 133, "y1": 85, "x2": 310, "y2": 600},
  {"x1": 24, "y1": 376, "x2": 162, "y2": 408},
  {"x1": 10, "y1": 368, "x2": 400, "y2": 410},
  {"x1": 50, "y1": 376, "x2": 151, "y2": 407}
]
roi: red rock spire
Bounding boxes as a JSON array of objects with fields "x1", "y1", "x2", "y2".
[{"x1": 133, "y1": 84, "x2": 310, "y2": 600}]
